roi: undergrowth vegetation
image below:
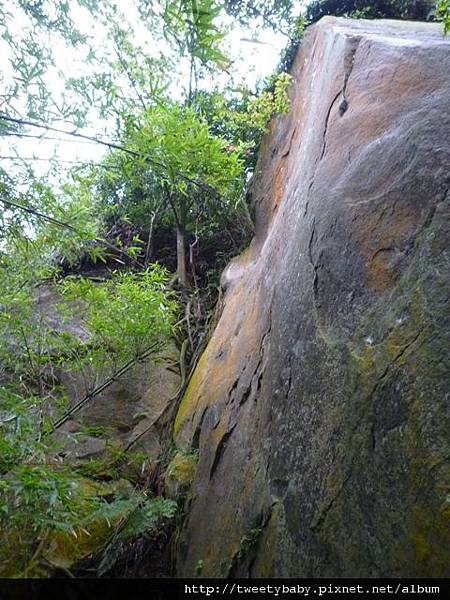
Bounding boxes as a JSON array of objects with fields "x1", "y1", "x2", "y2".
[{"x1": 0, "y1": 260, "x2": 177, "y2": 576}]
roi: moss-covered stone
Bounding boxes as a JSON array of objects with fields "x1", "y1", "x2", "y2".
[
  {"x1": 0, "y1": 477, "x2": 137, "y2": 577},
  {"x1": 165, "y1": 452, "x2": 198, "y2": 499},
  {"x1": 168, "y1": 452, "x2": 198, "y2": 486},
  {"x1": 43, "y1": 498, "x2": 137, "y2": 570}
]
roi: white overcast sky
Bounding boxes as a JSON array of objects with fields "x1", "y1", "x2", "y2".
[{"x1": 0, "y1": 1, "x2": 305, "y2": 183}]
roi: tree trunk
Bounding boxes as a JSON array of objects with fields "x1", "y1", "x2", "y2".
[
  {"x1": 176, "y1": 223, "x2": 187, "y2": 287},
  {"x1": 145, "y1": 212, "x2": 156, "y2": 264}
]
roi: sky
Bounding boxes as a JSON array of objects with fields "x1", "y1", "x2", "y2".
[{"x1": 0, "y1": 1, "x2": 305, "y2": 185}]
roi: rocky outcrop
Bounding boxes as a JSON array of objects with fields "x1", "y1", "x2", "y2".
[
  {"x1": 173, "y1": 18, "x2": 450, "y2": 577},
  {"x1": 32, "y1": 285, "x2": 180, "y2": 468},
  {"x1": 57, "y1": 347, "x2": 180, "y2": 465},
  {"x1": 0, "y1": 284, "x2": 181, "y2": 578}
]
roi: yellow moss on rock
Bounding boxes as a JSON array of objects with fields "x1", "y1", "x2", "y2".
[
  {"x1": 43, "y1": 497, "x2": 136, "y2": 570},
  {"x1": 167, "y1": 452, "x2": 198, "y2": 487},
  {"x1": 44, "y1": 517, "x2": 114, "y2": 570},
  {"x1": 0, "y1": 477, "x2": 136, "y2": 577},
  {"x1": 174, "y1": 348, "x2": 210, "y2": 438}
]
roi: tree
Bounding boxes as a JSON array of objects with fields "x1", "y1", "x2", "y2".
[
  {"x1": 305, "y1": 0, "x2": 437, "y2": 21},
  {"x1": 86, "y1": 69, "x2": 293, "y2": 287},
  {"x1": 437, "y1": 0, "x2": 450, "y2": 31},
  {"x1": 92, "y1": 104, "x2": 245, "y2": 286},
  {"x1": 0, "y1": 182, "x2": 177, "y2": 576},
  {"x1": 223, "y1": 0, "x2": 294, "y2": 30}
]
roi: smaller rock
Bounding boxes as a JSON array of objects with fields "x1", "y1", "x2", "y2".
[
  {"x1": 60, "y1": 434, "x2": 108, "y2": 461},
  {"x1": 165, "y1": 452, "x2": 198, "y2": 499}
]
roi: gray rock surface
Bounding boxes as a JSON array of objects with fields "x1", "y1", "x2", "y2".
[
  {"x1": 60, "y1": 347, "x2": 180, "y2": 459},
  {"x1": 33, "y1": 286, "x2": 180, "y2": 469},
  {"x1": 173, "y1": 17, "x2": 450, "y2": 577}
]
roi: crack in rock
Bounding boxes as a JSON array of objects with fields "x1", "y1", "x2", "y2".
[{"x1": 320, "y1": 35, "x2": 361, "y2": 160}]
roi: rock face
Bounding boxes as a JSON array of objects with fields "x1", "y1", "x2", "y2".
[
  {"x1": 34, "y1": 286, "x2": 180, "y2": 470},
  {"x1": 173, "y1": 18, "x2": 450, "y2": 577},
  {"x1": 58, "y1": 347, "x2": 180, "y2": 463}
]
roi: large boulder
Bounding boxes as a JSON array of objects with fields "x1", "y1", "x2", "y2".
[{"x1": 174, "y1": 17, "x2": 450, "y2": 577}]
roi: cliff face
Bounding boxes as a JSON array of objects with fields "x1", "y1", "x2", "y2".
[{"x1": 173, "y1": 18, "x2": 450, "y2": 577}]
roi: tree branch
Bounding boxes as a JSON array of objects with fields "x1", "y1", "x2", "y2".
[
  {"x1": 1, "y1": 114, "x2": 139, "y2": 156},
  {"x1": 0, "y1": 197, "x2": 144, "y2": 268},
  {"x1": 1, "y1": 198, "x2": 78, "y2": 230},
  {"x1": 0, "y1": 155, "x2": 118, "y2": 167},
  {"x1": 114, "y1": 43, "x2": 147, "y2": 112},
  {"x1": 0, "y1": 113, "x2": 222, "y2": 194},
  {"x1": 46, "y1": 343, "x2": 159, "y2": 434}
]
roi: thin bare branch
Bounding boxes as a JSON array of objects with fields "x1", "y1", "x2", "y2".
[
  {"x1": 0, "y1": 113, "x2": 222, "y2": 194},
  {"x1": 0, "y1": 197, "x2": 144, "y2": 268}
]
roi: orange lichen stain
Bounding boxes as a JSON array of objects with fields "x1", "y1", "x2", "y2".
[
  {"x1": 174, "y1": 258, "x2": 266, "y2": 444},
  {"x1": 369, "y1": 250, "x2": 397, "y2": 292},
  {"x1": 272, "y1": 160, "x2": 286, "y2": 217},
  {"x1": 338, "y1": 56, "x2": 447, "y2": 152},
  {"x1": 357, "y1": 203, "x2": 418, "y2": 293},
  {"x1": 174, "y1": 247, "x2": 258, "y2": 440}
]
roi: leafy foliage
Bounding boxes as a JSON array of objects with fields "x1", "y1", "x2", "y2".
[
  {"x1": 0, "y1": 0, "x2": 97, "y2": 124},
  {"x1": 0, "y1": 180, "x2": 103, "y2": 394},
  {"x1": 0, "y1": 463, "x2": 101, "y2": 538},
  {"x1": 223, "y1": 0, "x2": 294, "y2": 30},
  {"x1": 237, "y1": 526, "x2": 263, "y2": 559},
  {"x1": 194, "y1": 71, "x2": 293, "y2": 175},
  {"x1": 305, "y1": 0, "x2": 436, "y2": 21},
  {"x1": 87, "y1": 72, "x2": 293, "y2": 285},
  {"x1": 124, "y1": 104, "x2": 244, "y2": 199},
  {"x1": 0, "y1": 175, "x2": 176, "y2": 576},
  {"x1": 437, "y1": 0, "x2": 450, "y2": 32},
  {"x1": 0, "y1": 385, "x2": 104, "y2": 575},
  {"x1": 97, "y1": 495, "x2": 177, "y2": 575},
  {"x1": 0, "y1": 388, "x2": 45, "y2": 476},
  {"x1": 161, "y1": 0, "x2": 228, "y2": 66},
  {"x1": 60, "y1": 267, "x2": 176, "y2": 371},
  {"x1": 89, "y1": 102, "x2": 255, "y2": 283},
  {"x1": 211, "y1": 72, "x2": 292, "y2": 145}
]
